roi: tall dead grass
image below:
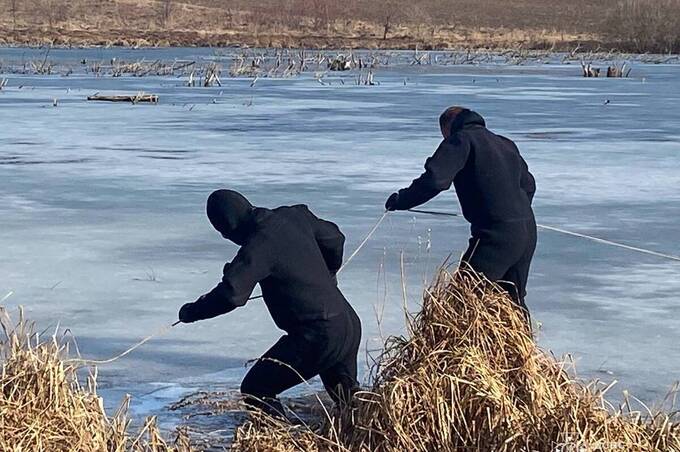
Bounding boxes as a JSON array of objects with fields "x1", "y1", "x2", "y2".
[
  {"x1": 233, "y1": 267, "x2": 680, "y2": 451},
  {"x1": 0, "y1": 306, "x2": 192, "y2": 452},
  {"x1": 3, "y1": 266, "x2": 679, "y2": 451}
]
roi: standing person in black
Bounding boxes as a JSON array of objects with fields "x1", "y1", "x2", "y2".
[
  {"x1": 384, "y1": 107, "x2": 537, "y2": 317},
  {"x1": 178, "y1": 190, "x2": 362, "y2": 417}
]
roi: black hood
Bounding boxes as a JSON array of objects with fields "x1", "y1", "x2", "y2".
[
  {"x1": 206, "y1": 190, "x2": 255, "y2": 245},
  {"x1": 450, "y1": 109, "x2": 486, "y2": 132}
]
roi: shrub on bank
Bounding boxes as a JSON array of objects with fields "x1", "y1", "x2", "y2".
[{"x1": 607, "y1": 0, "x2": 680, "y2": 53}]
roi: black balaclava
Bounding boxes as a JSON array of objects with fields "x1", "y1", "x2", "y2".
[{"x1": 206, "y1": 190, "x2": 255, "y2": 245}]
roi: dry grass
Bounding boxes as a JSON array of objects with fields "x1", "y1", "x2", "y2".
[
  {"x1": 0, "y1": 306, "x2": 193, "y2": 452},
  {"x1": 0, "y1": 0, "x2": 655, "y2": 51},
  {"x1": 0, "y1": 0, "x2": 675, "y2": 52},
  {"x1": 3, "y1": 266, "x2": 680, "y2": 451},
  {"x1": 232, "y1": 266, "x2": 680, "y2": 451}
]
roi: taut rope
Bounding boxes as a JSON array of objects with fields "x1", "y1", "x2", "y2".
[
  {"x1": 70, "y1": 206, "x2": 679, "y2": 366},
  {"x1": 74, "y1": 211, "x2": 390, "y2": 365},
  {"x1": 408, "y1": 208, "x2": 680, "y2": 263}
]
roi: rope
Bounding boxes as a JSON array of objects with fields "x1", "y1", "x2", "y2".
[
  {"x1": 67, "y1": 322, "x2": 179, "y2": 366},
  {"x1": 536, "y1": 224, "x2": 680, "y2": 262},
  {"x1": 75, "y1": 212, "x2": 390, "y2": 366},
  {"x1": 408, "y1": 208, "x2": 680, "y2": 263},
  {"x1": 339, "y1": 211, "x2": 390, "y2": 273},
  {"x1": 248, "y1": 210, "x2": 390, "y2": 301}
]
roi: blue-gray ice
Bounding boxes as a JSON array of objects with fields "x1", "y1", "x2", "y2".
[{"x1": 1, "y1": 47, "x2": 679, "y2": 421}]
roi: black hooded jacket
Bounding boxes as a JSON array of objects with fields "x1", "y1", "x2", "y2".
[
  {"x1": 392, "y1": 110, "x2": 536, "y2": 227},
  {"x1": 185, "y1": 192, "x2": 353, "y2": 334}
]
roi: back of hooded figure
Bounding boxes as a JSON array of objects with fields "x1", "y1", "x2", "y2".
[
  {"x1": 385, "y1": 108, "x2": 536, "y2": 316},
  {"x1": 247, "y1": 205, "x2": 357, "y2": 332},
  {"x1": 387, "y1": 109, "x2": 535, "y2": 227},
  {"x1": 448, "y1": 111, "x2": 535, "y2": 227},
  {"x1": 179, "y1": 190, "x2": 362, "y2": 417}
]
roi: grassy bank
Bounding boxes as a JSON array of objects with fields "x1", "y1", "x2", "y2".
[
  {"x1": 0, "y1": 0, "x2": 678, "y2": 52},
  {"x1": 3, "y1": 266, "x2": 679, "y2": 450},
  {"x1": 0, "y1": 307, "x2": 193, "y2": 451}
]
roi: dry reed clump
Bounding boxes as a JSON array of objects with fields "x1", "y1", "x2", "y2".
[
  {"x1": 0, "y1": 306, "x2": 193, "y2": 452},
  {"x1": 233, "y1": 267, "x2": 680, "y2": 451}
]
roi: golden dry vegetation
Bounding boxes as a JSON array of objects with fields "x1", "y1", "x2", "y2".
[
  {"x1": 0, "y1": 306, "x2": 194, "y2": 452},
  {"x1": 0, "y1": 0, "x2": 678, "y2": 52},
  {"x1": 232, "y1": 267, "x2": 680, "y2": 451},
  {"x1": 2, "y1": 267, "x2": 680, "y2": 451}
]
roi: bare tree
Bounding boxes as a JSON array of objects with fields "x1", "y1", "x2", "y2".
[
  {"x1": 409, "y1": 4, "x2": 433, "y2": 40},
  {"x1": 378, "y1": 0, "x2": 401, "y2": 40},
  {"x1": 41, "y1": 0, "x2": 56, "y2": 29},
  {"x1": 160, "y1": 0, "x2": 173, "y2": 28},
  {"x1": 302, "y1": 0, "x2": 343, "y2": 31},
  {"x1": 30, "y1": 0, "x2": 71, "y2": 29},
  {"x1": 10, "y1": 0, "x2": 19, "y2": 32}
]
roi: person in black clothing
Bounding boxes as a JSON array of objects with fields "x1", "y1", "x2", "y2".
[
  {"x1": 385, "y1": 107, "x2": 537, "y2": 316},
  {"x1": 178, "y1": 190, "x2": 362, "y2": 416}
]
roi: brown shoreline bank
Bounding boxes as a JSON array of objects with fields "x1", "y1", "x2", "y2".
[
  {"x1": 0, "y1": 26, "x2": 613, "y2": 52},
  {"x1": 1, "y1": 0, "x2": 679, "y2": 53}
]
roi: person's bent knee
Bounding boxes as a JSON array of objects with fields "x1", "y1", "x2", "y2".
[{"x1": 240, "y1": 374, "x2": 267, "y2": 400}]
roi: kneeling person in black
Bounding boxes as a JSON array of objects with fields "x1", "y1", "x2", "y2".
[{"x1": 179, "y1": 190, "x2": 362, "y2": 416}]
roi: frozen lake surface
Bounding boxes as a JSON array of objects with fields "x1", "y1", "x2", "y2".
[{"x1": 1, "y1": 47, "x2": 679, "y2": 427}]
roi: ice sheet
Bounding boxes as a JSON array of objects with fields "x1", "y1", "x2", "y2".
[{"x1": 1, "y1": 48, "x2": 679, "y2": 420}]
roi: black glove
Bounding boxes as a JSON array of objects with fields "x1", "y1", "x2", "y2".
[
  {"x1": 178, "y1": 301, "x2": 200, "y2": 324},
  {"x1": 385, "y1": 192, "x2": 400, "y2": 211}
]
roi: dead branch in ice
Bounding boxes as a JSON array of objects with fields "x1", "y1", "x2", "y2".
[{"x1": 86, "y1": 92, "x2": 159, "y2": 104}]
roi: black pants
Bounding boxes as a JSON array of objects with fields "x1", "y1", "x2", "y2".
[
  {"x1": 463, "y1": 219, "x2": 537, "y2": 317},
  {"x1": 240, "y1": 309, "x2": 361, "y2": 417}
]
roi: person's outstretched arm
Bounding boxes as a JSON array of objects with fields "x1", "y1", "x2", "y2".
[
  {"x1": 305, "y1": 208, "x2": 345, "y2": 275},
  {"x1": 179, "y1": 241, "x2": 271, "y2": 323},
  {"x1": 385, "y1": 135, "x2": 471, "y2": 211}
]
